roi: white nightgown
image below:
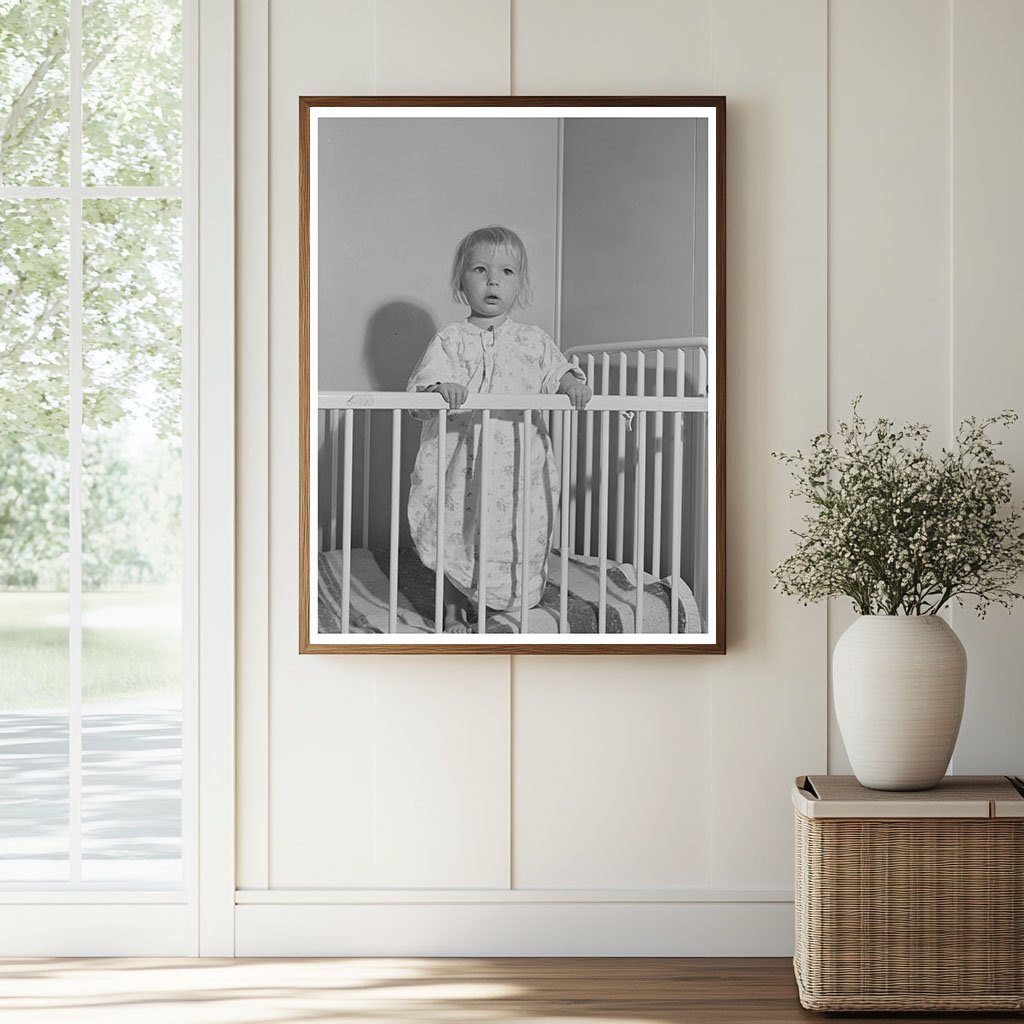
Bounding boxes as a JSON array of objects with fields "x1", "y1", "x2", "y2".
[{"x1": 406, "y1": 318, "x2": 586, "y2": 611}]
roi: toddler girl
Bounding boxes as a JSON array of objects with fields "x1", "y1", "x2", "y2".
[{"x1": 407, "y1": 226, "x2": 592, "y2": 632}]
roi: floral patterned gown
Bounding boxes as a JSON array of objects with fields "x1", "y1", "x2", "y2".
[{"x1": 406, "y1": 318, "x2": 586, "y2": 611}]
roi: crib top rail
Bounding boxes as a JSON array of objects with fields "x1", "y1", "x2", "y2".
[
  {"x1": 318, "y1": 391, "x2": 708, "y2": 413},
  {"x1": 562, "y1": 336, "x2": 708, "y2": 359}
]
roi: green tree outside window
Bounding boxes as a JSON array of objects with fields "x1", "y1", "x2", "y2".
[{"x1": 1, "y1": 0, "x2": 183, "y2": 708}]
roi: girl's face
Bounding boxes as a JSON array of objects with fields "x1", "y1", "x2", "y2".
[{"x1": 460, "y1": 243, "x2": 521, "y2": 321}]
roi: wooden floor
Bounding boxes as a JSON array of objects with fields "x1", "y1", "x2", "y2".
[{"x1": 0, "y1": 957, "x2": 1019, "y2": 1023}]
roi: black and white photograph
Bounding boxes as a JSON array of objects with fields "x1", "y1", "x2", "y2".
[{"x1": 300, "y1": 97, "x2": 725, "y2": 652}]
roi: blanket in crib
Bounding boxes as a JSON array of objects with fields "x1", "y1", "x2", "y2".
[{"x1": 318, "y1": 547, "x2": 703, "y2": 635}]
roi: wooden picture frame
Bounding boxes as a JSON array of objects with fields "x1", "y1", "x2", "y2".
[{"x1": 300, "y1": 96, "x2": 725, "y2": 653}]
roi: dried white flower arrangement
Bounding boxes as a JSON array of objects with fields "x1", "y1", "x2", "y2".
[{"x1": 772, "y1": 400, "x2": 1024, "y2": 616}]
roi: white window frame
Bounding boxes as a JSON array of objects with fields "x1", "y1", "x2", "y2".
[
  {"x1": 195, "y1": 0, "x2": 236, "y2": 958},
  {"x1": 0, "y1": 0, "x2": 234, "y2": 956}
]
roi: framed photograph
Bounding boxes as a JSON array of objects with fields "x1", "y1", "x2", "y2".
[{"x1": 300, "y1": 96, "x2": 725, "y2": 654}]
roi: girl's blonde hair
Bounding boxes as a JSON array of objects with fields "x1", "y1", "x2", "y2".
[{"x1": 450, "y1": 225, "x2": 534, "y2": 309}]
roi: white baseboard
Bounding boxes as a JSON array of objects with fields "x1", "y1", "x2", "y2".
[
  {"x1": 0, "y1": 904, "x2": 196, "y2": 956},
  {"x1": 235, "y1": 898, "x2": 795, "y2": 956}
]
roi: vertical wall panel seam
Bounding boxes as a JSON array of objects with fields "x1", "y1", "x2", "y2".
[
  {"x1": 947, "y1": 0, "x2": 955, "y2": 446},
  {"x1": 824, "y1": 0, "x2": 831, "y2": 770},
  {"x1": 555, "y1": 119, "x2": 564, "y2": 347},
  {"x1": 709, "y1": 0, "x2": 715, "y2": 91},
  {"x1": 261, "y1": 0, "x2": 271, "y2": 889},
  {"x1": 372, "y1": 0, "x2": 379, "y2": 94},
  {"x1": 706, "y1": 0, "x2": 714, "y2": 890},
  {"x1": 946, "y1": 0, "x2": 957, "y2": 732},
  {"x1": 508, "y1": 1, "x2": 520, "y2": 892},
  {"x1": 507, "y1": 658, "x2": 514, "y2": 889},
  {"x1": 372, "y1": 677, "x2": 378, "y2": 886},
  {"x1": 824, "y1": 0, "x2": 832, "y2": 770},
  {"x1": 947, "y1": 0, "x2": 955, "y2": 449},
  {"x1": 508, "y1": 0, "x2": 516, "y2": 880}
]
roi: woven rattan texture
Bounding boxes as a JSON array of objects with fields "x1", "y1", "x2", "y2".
[
  {"x1": 794, "y1": 812, "x2": 1024, "y2": 1011},
  {"x1": 806, "y1": 774, "x2": 1023, "y2": 804}
]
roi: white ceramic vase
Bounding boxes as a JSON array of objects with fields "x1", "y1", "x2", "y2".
[{"x1": 833, "y1": 615, "x2": 967, "y2": 791}]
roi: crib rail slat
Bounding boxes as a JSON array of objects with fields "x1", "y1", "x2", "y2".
[
  {"x1": 362, "y1": 412, "x2": 371, "y2": 548},
  {"x1": 478, "y1": 410, "x2": 490, "y2": 634},
  {"x1": 560, "y1": 409, "x2": 571, "y2": 633},
  {"x1": 583, "y1": 353, "x2": 595, "y2": 556},
  {"x1": 521, "y1": 412, "x2": 532, "y2": 634},
  {"x1": 329, "y1": 409, "x2": 340, "y2": 551},
  {"x1": 569, "y1": 355, "x2": 580, "y2": 553},
  {"x1": 697, "y1": 399, "x2": 708, "y2": 625},
  {"x1": 670, "y1": 350, "x2": 685, "y2": 634},
  {"x1": 634, "y1": 351, "x2": 646, "y2": 633},
  {"x1": 598, "y1": 406, "x2": 610, "y2": 632},
  {"x1": 696, "y1": 348, "x2": 709, "y2": 625},
  {"x1": 652, "y1": 350, "x2": 665, "y2": 577},
  {"x1": 435, "y1": 409, "x2": 446, "y2": 633},
  {"x1": 389, "y1": 409, "x2": 401, "y2": 633},
  {"x1": 551, "y1": 409, "x2": 562, "y2": 550},
  {"x1": 615, "y1": 351, "x2": 627, "y2": 563},
  {"x1": 316, "y1": 413, "x2": 324, "y2": 552},
  {"x1": 341, "y1": 408, "x2": 354, "y2": 633}
]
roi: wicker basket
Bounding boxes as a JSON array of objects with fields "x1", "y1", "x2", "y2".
[{"x1": 793, "y1": 775, "x2": 1024, "y2": 1012}]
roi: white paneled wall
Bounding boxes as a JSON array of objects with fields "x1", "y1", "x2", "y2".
[
  {"x1": 262, "y1": 0, "x2": 377, "y2": 891},
  {"x1": 706, "y1": 0, "x2": 827, "y2": 889},
  {"x1": 948, "y1": 0, "x2": 1024, "y2": 776},
  {"x1": 373, "y1": 661, "x2": 511, "y2": 889},
  {"x1": 512, "y1": 658, "x2": 713, "y2": 889},
  {"x1": 829, "y1": 0, "x2": 950, "y2": 428},
  {"x1": 827, "y1": 0, "x2": 952, "y2": 774},
  {"x1": 376, "y1": 0, "x2": 510, "y2": 94},
  {"x1": 512, "y1": 0, "x2": 712, "y2": 94},
  {"x1": 235, "y1": 0, "x2": 1024, "y2": 954}
]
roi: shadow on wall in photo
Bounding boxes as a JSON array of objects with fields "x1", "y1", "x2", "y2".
[
  {"x1": 319, "y1": 301, "x2": 434, "y2": 554},
  {"x1": 364, "y1": 301, "x2": 436, "y2": 550}
]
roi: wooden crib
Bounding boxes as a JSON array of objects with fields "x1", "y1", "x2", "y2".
[{"x1": 317, "y1": 338, "x2": 709, "y2": 636}]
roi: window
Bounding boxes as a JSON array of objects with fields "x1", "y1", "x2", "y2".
[{"x1": 1, "y1": 0, "x2": 192, "y2": 890}]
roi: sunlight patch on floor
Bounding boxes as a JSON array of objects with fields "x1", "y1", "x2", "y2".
[{"x1": 0, "y1": 958, "x2": 680, "y2": 1024}]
